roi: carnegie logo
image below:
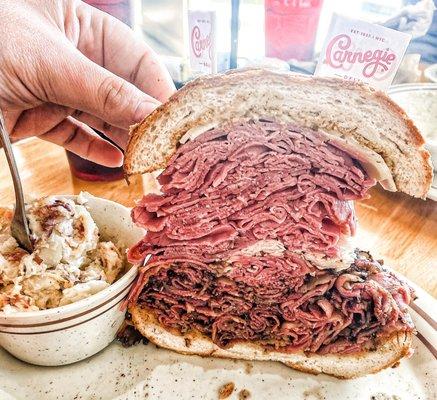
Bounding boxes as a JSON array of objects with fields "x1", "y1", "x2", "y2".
[
  {"x1": 325, "y1": 34, "x2": 396, "y2": 78},
  {"x1": 191, "y1": 25, "x2": 212, "y2": 59}
]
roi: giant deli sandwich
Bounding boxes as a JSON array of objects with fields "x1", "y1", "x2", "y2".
[{"x1": 123, "y1": 69, "x2": 432, "y2": 378}]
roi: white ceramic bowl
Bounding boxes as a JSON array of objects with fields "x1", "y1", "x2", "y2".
[
  {"x1": 424, "y1": 63, "x2": 437, "y2": 83},
  {"x1": 0, "y1": 193, "x2": 144, "y2": 366},
  {"x1": 388, "y1": 83, "x2": 437, "y2": 200}
]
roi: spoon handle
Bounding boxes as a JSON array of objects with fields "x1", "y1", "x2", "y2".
[{"x1": 0, "y1": 109, "x2": 32, "y2": 249}]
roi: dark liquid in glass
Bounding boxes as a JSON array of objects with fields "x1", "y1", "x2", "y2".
[
  {"x1": 68, "y1": 0, "x2": 132, "y2": 181},
  {"x1": 66, "y1": 151, "x2": 125, "y2": 181}
]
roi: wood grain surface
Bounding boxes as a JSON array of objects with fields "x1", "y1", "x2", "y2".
[{"x1": 1, "y1": 138, "x2": 436, "y2": 297}]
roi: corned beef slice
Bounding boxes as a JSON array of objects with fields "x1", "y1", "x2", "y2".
[
  {"x1": 129, "y1": 121, "x2": 374, "y2": 262},
  {"x1": 138, "y1": 252, "x2": 414, "y2": 354},
  {"x1": 128, "y1": 120, "x2": 414, "y2": 354}
]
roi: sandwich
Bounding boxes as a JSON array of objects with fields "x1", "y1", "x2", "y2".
[{"x1": 122, "y1": 69, "x2": 432, "y2": 379}]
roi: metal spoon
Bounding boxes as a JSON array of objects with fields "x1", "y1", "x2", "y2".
[{"x1": 0, "y1": 109, "x2": 33, "y2": 252}]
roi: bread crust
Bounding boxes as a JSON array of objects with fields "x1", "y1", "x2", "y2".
[
  {"x1": 129, "y1": 305, "x2": 413, "y2": 379},
  {"x1": 124, "y1": 68, "x2": 432, "y2": 198}
]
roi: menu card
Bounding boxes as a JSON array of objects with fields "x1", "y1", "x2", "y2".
[
  {"x1": 188, "y1": 10, "x2": 217, "y2": 75},
  {"x1": 315, "y1": 14, "x2": 411, "y2": 91}
]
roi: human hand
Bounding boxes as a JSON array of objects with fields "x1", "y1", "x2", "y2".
[{"x1": 0, "y1": 0, "x2": 175, "y2": 167}]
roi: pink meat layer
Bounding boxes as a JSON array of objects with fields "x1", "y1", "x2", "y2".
[
  {"x1": 128, "y1": 120, "x2": 375, "y2": 264},
  {"x1": 126, "y1": 120, "x2": 415, "y2": 355},
  {"x1": 137, "y1": 252, "x2": 414, "y2": 354}
]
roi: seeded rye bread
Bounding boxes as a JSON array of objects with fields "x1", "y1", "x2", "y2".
[
  {"x1": 124, "y1": 68, "x2": 432, "y2": 198},
  {"x1": 123, "y1": 68, "x2": 428, "y2": 378}
]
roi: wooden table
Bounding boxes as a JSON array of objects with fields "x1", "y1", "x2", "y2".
[{"x1": 1, "y1": 138, "x2": 436, "y2": 297}]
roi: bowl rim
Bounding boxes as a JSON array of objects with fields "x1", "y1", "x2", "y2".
[
  {"x1": 388, "y1": 82, "x2": 437, "y2": 94},
  {"x1": 424, "y1": 64, "x2": 437, "y2": 83},
  {"x1": 0, "y1": 194, "x2": 141, "y2": 321},
  {"x1": 388, "y1": 82, "x2": 437, "y2": 147}
]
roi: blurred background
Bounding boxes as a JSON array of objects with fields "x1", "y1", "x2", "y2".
[
  {"x1": 79, "y1": 0, "x2": 436, "y2": 183},
  {"x1": 133, "y1": 0, "x2": 436, "y2": 81},
  {"x1": 141, "y1": 0, "x2": 414, "y2": 58}
]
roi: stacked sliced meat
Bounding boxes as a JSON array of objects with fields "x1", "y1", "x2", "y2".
[
  {"x1": 128, "y1": 120, "x2": 415, "y2": 355},
  {"x1": 128, "y1": 120, "x2": 375, "y2": 264},
  {"x1": 137, "y1": 252, "x2": 414, "y2": 354}
]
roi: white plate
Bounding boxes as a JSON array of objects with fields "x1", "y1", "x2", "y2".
[
  {"x1": 0, "y1": 274, "x2": 435, "y2": 400},
  {"x1": 388, "y1": 83, "x2": 437, "y2": 201},
  {"x1": 424, "y1": 64, "x2": 437, "y2": 83}
]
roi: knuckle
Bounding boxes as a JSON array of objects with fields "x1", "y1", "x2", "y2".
[
  {"x1": 84, "y1": 136, "x2": 96, "y2": 160},
  {"x1": 72, "y1": 109, "x2": 83, "y2": 118},
  {"x1": 102, "y1": 121, "x2": 112, "y2": 132},
  {"x1": 98, "y1": 76, "x2": 130, "y2": 114},
  {"x1": 63, "y1": 125, "x2": 81, "y2": 146}
]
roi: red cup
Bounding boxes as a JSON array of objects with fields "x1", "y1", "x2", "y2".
[
  {"x1": 67, "y1": 0, "x2": 133, "y2": 182},
  {"x1": 265, "y1": 0, "x2": 323, "y2": 61}
]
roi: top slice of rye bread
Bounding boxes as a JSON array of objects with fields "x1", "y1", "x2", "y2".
[{"x1": 124, "y1": 68, "x2": 433, "y2": 198}]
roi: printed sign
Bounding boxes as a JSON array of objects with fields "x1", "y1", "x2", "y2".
[
  {"x1": 315, "y1": 14, "x2": 411, "y2": 90},
  {"x1": 188, "y1": 10, "x2": 217, "y2": 74}
]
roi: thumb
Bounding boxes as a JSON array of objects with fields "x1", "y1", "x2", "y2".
[{"x1": 43, "y1": 46, "x2": 161, "y2": 129}]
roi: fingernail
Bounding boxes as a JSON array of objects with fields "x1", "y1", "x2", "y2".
[
  {"x1": 133, "y1": 100, "x2": 160, "y2": 123},
  {"x1": 106, "y1": 151, "x2": 124, "y2": 168}
]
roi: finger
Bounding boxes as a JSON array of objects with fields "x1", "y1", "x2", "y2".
[
  {"x1": 72, "y1": 110, "x2": 128, "y2": 149},
  {"x1": 40, "y1": 116, "x2": 123, "y2": 167},
  {"x1": 76, "y1": 2, "x2": 175, "y2": 102},
  {"x1": 2, "y1": 109, "x2": 22, "y2": 134},
  {"x1": 8, "y1": 104, "x2": 72, "y2": 140},
  {"x1": 7, "y1": 104, "x2": 128, "y2": 149},
  {"x1": 41, "y1": 43, "x2": 161, "y2": 129}
]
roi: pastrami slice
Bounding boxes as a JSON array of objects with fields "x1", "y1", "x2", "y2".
[
  {"x1": 136, "y1": 252, "x2": 414, "y2": 354},
  {"x1": 127, "y1": 119, "x2": 415, "y2": 357},
  {"x1": 129, "y1": 120, "x2": 375, "y2": 266}
]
